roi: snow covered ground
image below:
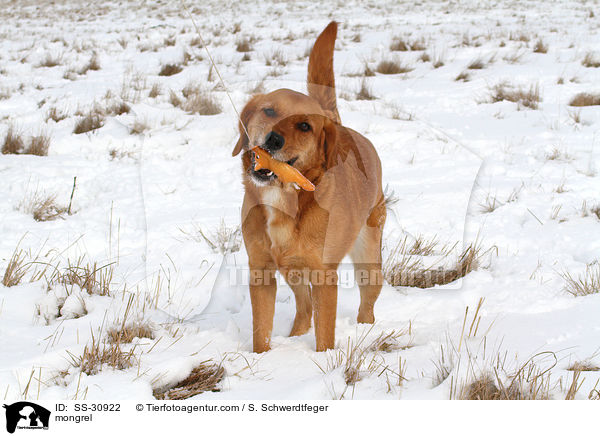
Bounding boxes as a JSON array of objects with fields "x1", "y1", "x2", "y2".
[{"x1": 1, "y1": 0, "x2": 599, "y2": 400}]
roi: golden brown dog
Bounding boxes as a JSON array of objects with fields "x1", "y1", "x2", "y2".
[{"x1": 232, "y1": 22, "x2": 386, "y2": 352}]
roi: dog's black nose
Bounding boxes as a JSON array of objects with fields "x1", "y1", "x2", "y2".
[{"x1": 264, "y1": 131, "x2": 285, "y2": 152}]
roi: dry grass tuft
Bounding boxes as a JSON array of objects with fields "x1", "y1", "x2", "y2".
[
  {"x1": 568, "y1": 93, "x2": 600, "y2": 107},
  {"x1": 106, "y1": 101, "x2": 131, "y2": 116},
  {"x1": 32, "y1": 196, "x2": 65, "y2": 221},
  {"x1": 79, "y1": 54, "x2": 100, "y2": 74},
  {"x1": 454, "y1": 352, "x2": 557, "y2": 400},
  {"x1": 18, "y1": 190, "x2": 67, "y2": 221},
  {"x1": 432, "y1": 344, "x2": 455, "y2": 387},
  {"x1": 455, "y1": 71, "x2": 471, "y2": 82},
  {"x1": 463, "y1": 375, "x2": 502, "y2": 399},
  {"x1": 390, "y1": 37, "x2": 425, "y2": 52},
  {"x1": 28, "y1": 135, "x2": 50, "y2": 156},
  {"x1": 388, "y1": 104, "x2": 415, "y2": 121},
  {"x1": 368, "y1": 328, "x2": 413, "y2": 352},
  {"x1": 545, "y1": 147, "x2": 571, "y2": 161},
  {"x1": 164, "y1": 35, "x2": 176, "y2": 47},
  {"x1": 419, "y1": 52, "x2": 431, "y2": 62},
  {"x1": 2, "y1": 127, "x2": 25, "y2": 154},
  {"x1": 408, "y1": 236, "x2": 439, "y2": 255},
  {"x1": 2, "y1": 129, "x2": 50, "y2": 156},
  {"x1": 480, "y1": 193, "x2": 501, "y2": 213},
  {"x1": 247, "y1": 79, "x2": 266, "y2": 95},
  {"x1": 533, "y1": 39, "x2": 548, "y2": 53},
  {"x1": 562, "y1": 263, "x2": 600, "y2": 297},
  {"x1": 2, "y1": 241, "x2": 49, "y2": 288},
  {"x1": 568, "y1": 109, "x2": 581, "y2": 124},
  {"x1": 107, "y1": 322, "x2": 154, "y2": 344},
  {"x1": 169, "y1": 90, "x2": 182, "y2": 107},
  {"x1": 431, "y1": 52, "x2": 446, "y2": 68},
  {"x1": 314, "y1": 330, "x2": 407, "y2": 397},
  {"x1": 148, "y1": 83, "x2": 162, "y2": 98},
  {"x1": 337, "y1": 338, "x2": 371, "y2": 386},
  {"x1": 130, "y1": 118, "x2": 150, "y2": 135},
  {"x1": 384, "y1": 237, "x2": 485, "y2": 288},
  {"x1": 181, "y1": 82, "x2": 199, "y2": 98},
  {"x1": 117, "y1": 35, "x2": 128, "y2": 49},
  {"x1": 564, "y1": 370, "x2": 585, "y2": 400},
  {"x1": 553, "y1": 181, "x2": 568, "y2": 194},
  {"x1": 189, "y1": 36, "x2": 202, "y2": 47},
  {"x1": 503, "y1": 50, "x2": 525, "y2": 64},
  {"x1": 56, "y1": 259, "x2": 113, "y2": 296},
  {"x1": 159, "y1": 63, "x2": 183, "y2": 76},
  {"x1": 71, "y1": 336, "x2": 136, "y2": 375},
  {"x1": 582, "y1": 200, "x2": 599, "y2": 218},
  {"x1": 73, "y1": 110, "x2": 104, "y2": 134},
  {"x1": 375, "y1": 59, "x2": 413, "y2": 74},
  {"x1": 461, "y1": 33, "x2": 483, "y2": 47},
  {"x1": 153, "y1": 362, "x2": 225, "y2": 399},
  {"x1": 408, "y1": 38, "x2": 426, "y2": 51},
  {"x1": 390, "y1": 38, "x2": 408, "y2": 51},
  {"x1": 567, "y1": 361, "x2": 600, "y2": 372},
  {"x1": 62, "y1": 69, "x2": 78, "y2": 81},
  {"x1": 236, "y1": 37, "x2": 253, "y2": 52},
  {"x1": 265, "y1": 49, "x2": 287, "y2": 67},
  {"x1": 171, "y1": 84, "x2": 222, "y2": 115},
  {"x1": 37, "y1": 53, "x2": 62, "y2": 67},
  {"x1": 346, "y1": 63, "x2": 375, "y2": 77},
  {"x1": 46, "y1": 107, "x2": 68, "y2": 122},
  {"x1": 484, "y1": 82, "x2": 541, "y2": 109},
  {"x1": 180, "y1": 219, "x2": 241, "y2": 254},
  {"x1": 356, "y1": 78, "x2": 376, "y2": 100},
  {"x1": 2, "y1": 247, "x2": 29, "y2": 287},
  {"x1": 582, "y1": 52, "x2": 600, "y2": 68},
  {"x1": 467, "y1": 57, "x2": 487, "y2": 69},
  {"x1": 509, "y1": 32, "x2": 530, "y2": 43},
  {"x1": 443, "y1": 342, "x2": 591, "y2": 400},
  {"x1": 120, "y1": 70, "x2": 147, "y2": 103},
  {"x1": 0, "y1": 87, "x2": 11, "y2": 100}
]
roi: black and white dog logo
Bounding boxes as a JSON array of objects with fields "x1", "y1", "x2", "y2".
[{"x1": 3, "y1": 402, "x2": 50, "y2": 433}]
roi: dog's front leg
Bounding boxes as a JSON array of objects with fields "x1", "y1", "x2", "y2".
[
  {"x1": 249, "y1": 266, "x2": 277, "y2": 353},
  {"x1": 280, "y1": 268, "x2": 312, "y2": 337},
  {"x1": 311, "y1": 268, "x2": 338, "y2": 351}
]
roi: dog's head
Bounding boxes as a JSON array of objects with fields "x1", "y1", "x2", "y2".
[{"x1": 232, "y1": 88, "x2": 337, "y2": 188}]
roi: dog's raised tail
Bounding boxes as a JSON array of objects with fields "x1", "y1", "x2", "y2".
[{"x1": 308, "y1": 21, "x2": 340, "y2": 124}]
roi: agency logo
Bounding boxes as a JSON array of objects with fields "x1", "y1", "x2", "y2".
[{"x1": 2, "y1": 402, "x2": 50, "y2": 434}]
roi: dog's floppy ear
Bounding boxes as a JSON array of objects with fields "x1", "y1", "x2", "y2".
[
  {"x1": 321, "y1": 116, "x2": 367, "y2": 177},
  {"x1": 320, "y1": 116, "x2": 338, "y2": 168},
  {"x1": 232, "y1": 124, "x2": 247, "y2": 156},
  {"x1": 232, "y1": 97, "x2": 259, "y2": 156}
]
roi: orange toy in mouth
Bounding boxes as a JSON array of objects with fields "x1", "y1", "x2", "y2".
[{"x1": 251, "y1": 146, "x2": 316, "y2": 191}]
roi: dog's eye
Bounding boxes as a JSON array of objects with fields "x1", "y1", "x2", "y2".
[
  {"x1": 263, "y1": 108, "x2": 276, "y2": 117},
  {"x1": 297, "y1": 122, "x2": 311, "y2": 132}
]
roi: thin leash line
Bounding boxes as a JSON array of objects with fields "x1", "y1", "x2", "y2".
[{"x1": 181, "y1": 1, "x2": 250, "y2": 141}]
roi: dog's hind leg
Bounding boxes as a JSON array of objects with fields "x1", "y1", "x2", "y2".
[{"x1": 351, "y1": 203, "x2": 386, "y2": 324}]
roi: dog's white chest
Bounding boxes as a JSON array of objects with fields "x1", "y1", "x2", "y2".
[{"x1": 260, "y1": 187, "x2": 297, "y2": 248}]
